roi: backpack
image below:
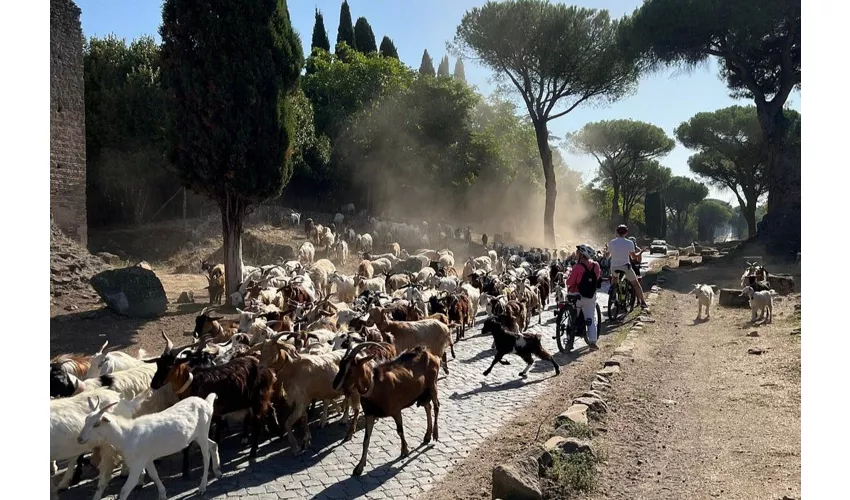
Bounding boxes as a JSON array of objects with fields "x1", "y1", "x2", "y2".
[{"x1": 577, "y1": 262, "x2": 598, "y2": 299}]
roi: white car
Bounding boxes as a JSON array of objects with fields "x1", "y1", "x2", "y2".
[{"x1": 650, "y1": 240, "x2": 668, "y2": 255}]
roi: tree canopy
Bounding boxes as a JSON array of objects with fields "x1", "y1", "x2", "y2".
[
  {"x1": 696, "y1": 199, "x2": 733, "y2": 242},
  {"x1": 452, "y1": 0, "x2": 641, "y2": 245},
  {"x1": 353, "y1": 17, "x2": 377, "y2": 53},
  {"x1": 379, "y1": 36, "x2": 399, "y2": 59},
  {"x1": 336, "y1": 0, "x2": 356, "y2": 51},
  {"x1": 675, "y1": 105, "x2": 783, "y2": 239},
  {"x1": 419, "y1": 49, "x2": 436, "y2": 76},
  {"x1": 664, "y1": 176, "x2": 708, "y2": 244},
  {"x1": 569, "y1": 119, "x2": 674, "y2": 225},
  {"x1": 311, "y1": 8, "x2": 330, "y2": 52},
  {"x1": 453, "y1": 58, "x2": 466, "y2": 82},
  {"x1": 160, "y1": 0, "x2": 304, "y2": 296},
  {"x1": 437, "y1": 55, "x2": 451, "y2": 77},
  {"x1": 625, "y1": 0, "x2": 801, "y2": 250}
]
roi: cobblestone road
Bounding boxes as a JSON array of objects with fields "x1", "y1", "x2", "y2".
[{"x1": 62, "y1": 271, "x2": 644, "y2": 499}]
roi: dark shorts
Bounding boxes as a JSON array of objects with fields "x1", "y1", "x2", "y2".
[{"x1": 630, "y1": 261, "x2": 641, "y2": 276}]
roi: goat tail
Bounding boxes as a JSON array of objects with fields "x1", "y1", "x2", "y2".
[{"x1": 205, "y1": 393, "x2": 218, "y2": 408}]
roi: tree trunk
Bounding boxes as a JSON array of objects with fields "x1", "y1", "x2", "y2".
[
  {"x1": 744, "y1": 195, "x2": 758, "y2": 240},
  {"x1": 221, "y1": 194, "x2": 246, "y2": 305},
  {"x1": 758, "y1": 107, "x2": 800, "y2": 252},
  {"x1": 533, "y1": 121, "x2": 556, "y2": 247},
  {"x1": 610, "y1": 184, "x2": 621, "y2": 227}
]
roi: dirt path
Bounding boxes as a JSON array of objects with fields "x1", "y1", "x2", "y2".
[{"x1": 584, "y1": 266, "x2": 801, "y2": 500}]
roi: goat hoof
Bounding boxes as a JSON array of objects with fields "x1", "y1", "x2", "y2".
[
  {"x1": 499, "y1": 360, "x2": 510, "y2": 365},
  {"x1": 518, "y1": 372, "x2": 528, "y2": 378},
  {"x1": 482, "y1": 370, "x2": 490, "y2": 376},
  {"x1": 352, "y1": 465, "x2": 364, "y2": 476}
]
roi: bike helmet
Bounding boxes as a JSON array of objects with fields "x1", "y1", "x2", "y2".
[
  {"x1": 576, "y1": 244, "x2": 596, "y2": 260},
  {"x1": 628, "y1": 236, "x2": 637, "y2": 243},
  {"x1": 616, "y1": 224, "x2": 628, "y2": 235}
]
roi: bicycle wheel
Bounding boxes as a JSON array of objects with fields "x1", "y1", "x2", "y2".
[
  {"x1": 555, "y1": 307, "x2": 569, "y2": 353},
  {"x1": 607, "y1": 292, "x2": 618, "y2": 321},
  {"x1": 595, "y1": 303, "x2": 603, "y2": 337},
  {"x1": 627, "y1": 284, "x2": 636, "y2": 312},
  {"x1": 566, "y1": 312, "x2": 578, "y2": 352}
]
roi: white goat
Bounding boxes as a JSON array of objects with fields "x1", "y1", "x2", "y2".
[
  {"x1": 429, "y1": 275, "x2": 460, "y2": 294},
  {"x1": 740, "y1": 286, "x2": 777, "y2": 323},
  {"x1": 358, "y1": 233, "x2": 373, "y2": 253},
  {"x1": 332, "y1": 239, "x2": 349, "y2": 265},
  {"x1": 50, "y1": 387, "x2": 129, "y2": 500},
  {"x1": 356, "y1": 275, "x2": 386, "y2": 294},
  {"x1": 329, "y1": 271, "x2": 357, "y2": 303},
  {"x1": 69, "y1": 363, "x2": 157, "y2": 400},
  {"x1": 85, "y1": 341, "x2": 148, "y2": 379},
  {"x1": 298, "y1": 241, "x2": 316, "y2": 265},
  {"x1": 690, "y1": 284, "x2": 715, "y2": 320},
  {"x1": 78, "y1": 393, "x2": 222, "y2": 500},
  {"x1": 333, "y1": 212, "x2": 344, "y2": 226},
  {"x1": 460, "y1": 283, "x2": 480, "y2": 318}
]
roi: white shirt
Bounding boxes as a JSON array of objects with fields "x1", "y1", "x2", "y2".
[{"x1": 608, "y1": 237, "x2": 636, "y2": 268}]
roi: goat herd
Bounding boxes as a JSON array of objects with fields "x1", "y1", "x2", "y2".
[{"x1": 51, "y1": 212, "x2": 600, "y2": 500}]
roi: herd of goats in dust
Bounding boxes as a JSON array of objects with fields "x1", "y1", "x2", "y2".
[{"x1": 49, "y1": 206, "x2": 781, "y2": 500}]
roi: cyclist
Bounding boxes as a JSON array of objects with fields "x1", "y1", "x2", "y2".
[
  {"x1": 609, "y1": 224, "x2": 649, "y2": 309},
  {"x1": 565, "y1": 244, "x2": 602, "y2": 350},
  {"x1": 628, "y1": 236, "x2": 643, "y2": 278}
]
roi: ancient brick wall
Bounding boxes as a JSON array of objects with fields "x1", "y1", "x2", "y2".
[{"x1": 50, "y1": 0, "x2": 87, "y2": 245}]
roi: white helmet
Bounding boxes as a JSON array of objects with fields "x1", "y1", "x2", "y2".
[{"x1": 576, "y1": 244, "x2": 596, "y2": 260}]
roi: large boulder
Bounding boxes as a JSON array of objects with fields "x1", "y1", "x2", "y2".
[
  {"x1": 90, "y1": 266, "x2": 168, "y2": 318},
  {"x1": 719, "y1": 288, "x2": 750, "y2": 308},
  {"x1": 769, "y1": 273, "x2": 795, "y2": 295},
  {"x1": 492, "y1": 455, "x2": 542, "y2": 500}
]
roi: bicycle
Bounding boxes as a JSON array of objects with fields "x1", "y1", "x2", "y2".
[
  {"x1": 555, "y1": 293, "x2": 603, "y2": 353},
  {"x1": 607, "y1": 269, "x2": 635, "y2": 322}
]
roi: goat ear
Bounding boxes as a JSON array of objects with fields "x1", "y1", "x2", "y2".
[{"x1": 87, "y1": 396, "x2": 98, "y2": 412}]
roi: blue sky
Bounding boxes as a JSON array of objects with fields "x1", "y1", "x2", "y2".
[{"x1": 76, "y1": 0, "x2": 800, "y2": 205}]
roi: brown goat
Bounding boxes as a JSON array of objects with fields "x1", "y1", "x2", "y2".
[
  {"x1": 357, "y1": 259, "x2": 374, "y2": 279},
  {"x1": 403, "y1": 304, "x2": 450, "y2": 325},
  {"x1": 333, "y1": 342, "x2": 440, "y2": 476},
  {"x1": 502, "y1": 299, "x2": 527, "y2": 333},
  {"x1": 446, "y1": 293, "x2": 472, "y2": 342},
  {"x1": 193, "y1": 310, "x2": 238, "y2": 343},
  {"x1": 165, "y1": 355, "x2": 276, "y2": 457}
]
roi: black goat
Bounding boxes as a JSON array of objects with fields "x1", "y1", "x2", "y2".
[{"x1": 481, "y1": 317, "x2": 559, "y2": 378}]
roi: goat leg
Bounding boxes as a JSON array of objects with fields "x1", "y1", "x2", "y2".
[
  {"x1": 518, "y1": 352, "x2": 535, "y2": 378},
  {"x1": 441, "y1": 353, "x2": 450, "y2": 375},
  {"x1": 181, "y1": 446, "x2": 190, "y2": 479},
  {"x1": 250, "y1": 412, "x2": 262, "y2": 458},
  {"x1": 422, "y1": 402, "x2": 433, "y2": 446},
  {"x1": 392, "y1": 414, "x2": 409, "y2": 458},
  {"x1": 353, "y1": 416, "x2": 375, "y2": 476},
  {"x1": 483, "y1": 352, "x2": 505, "y2": 376},
  {"x1": 144, "y1": 461, "x2": 167, "y2": 499}
]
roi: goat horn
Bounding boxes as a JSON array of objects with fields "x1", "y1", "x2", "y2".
[
  {"x1": 96, "y1": 340, "x2": 109, "y2": 355},
  {"x1": 345, "y1": 340, "x2": 385, "y2": 361},
  {"x1": 161, "y1": 331, "x2": 173, "y2": 353}
]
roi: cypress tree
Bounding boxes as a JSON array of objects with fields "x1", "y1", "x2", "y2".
[
  {"x1": 336, "y1": 0, "x2": 355, "y2": 51},
  {"x1": 379, "y1": 36, "x2": 399, "y2": 59},
  {"x1": 453, "y1": 58, "x2": 466, "y2": 82},
  {"x1": 437, "y1": 55, "x2": 450, "y2": 77},
  {"x1": 353, "y1": 17, "x2": 378, "y2": 53},
  {"x1": 311, "y1": 8, "x2": 330, "y2": 51},
  {"x1": 418, "y1": 49, "x2": 435, "y2": 77}
]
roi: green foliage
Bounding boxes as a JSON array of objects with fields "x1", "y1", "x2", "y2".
[
  {"x1": 453, "y1": 58, "x2": 466, "y2": 82},
  {"x1": 311, "y1": 8, "x2": 330, "y2": 52},
  {"x1": 437, "y1": 55, "x2": 451, "y2": 77},
  {"x1": 675, "y1": 105, "x2": 779, "y2": 238},
  {"x1": 569, "y1": 119, "x2": 674, "y2": 224},
  {"x1": 379, "y1": 36, "x2": 399, "y2": 59},
  {"x1": 353, "y1": 17, "x2": 377, "y2": 54},
  {"x1": 452, "y1": 1, "x2": 640, "y2": 123},
  {"x1": 303, "y1": 45, "x2": 415, "y2": 139},
  {"x1": 84, "y1": 34, "x2": 172, "y2": 226},
  {"x1": 336, "y1": 0, "x2": 356, "y2": 51},
  {"x1": 545, "y1": 450, "x2": 599, "y2": 494},
  {"x1": 696, "y1": 199, "x2": 733, "y2": 242},
  {"x1": 419, "y1": 49, "x2": 436, "y2": 76},
  {"x1": 160, "y1": 0, "x2": 304, "y2": 206},
  {"x1": 664, "y1": 176, "x2": 708, "y2": 244},
  {"x1": 625, "y1": 0, "x2": 800, "y2": 103},
  {"x1": 287, "y1": 87, "x2": 331, "y2": 185}
]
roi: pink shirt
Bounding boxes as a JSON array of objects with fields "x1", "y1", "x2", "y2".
[{"x1": 567, "y1": 260, "x2": 601, "y2": 294}]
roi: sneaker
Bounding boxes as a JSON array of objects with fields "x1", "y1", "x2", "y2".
[{"x1": 587, "y1": 343, "x2": 599, "y2": 351}]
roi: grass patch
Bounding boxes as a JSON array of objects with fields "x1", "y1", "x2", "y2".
[
  {"x1": 544, "y1": 449, "x2": 599, "y2": 494},
  {"x1": 558, "y1": 419, "x2": 593, "y2": 439}
]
